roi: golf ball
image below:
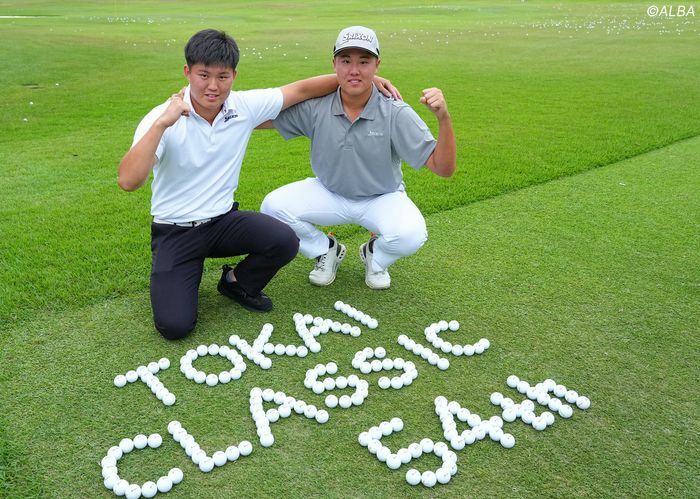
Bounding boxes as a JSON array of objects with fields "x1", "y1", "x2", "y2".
[{"x1": 406, "y1": 468, "x2": 421, "y2": 486}]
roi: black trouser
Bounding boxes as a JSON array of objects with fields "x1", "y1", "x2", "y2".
[{"x1": 150, "y1": 205, "x2": 299, "y2": 340}]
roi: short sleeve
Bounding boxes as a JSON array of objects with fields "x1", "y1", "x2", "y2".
[
  {"x1": 391, "y1": 106, "x2": 437, "y2": 170},
  {"x1": 234, "y1": 88, "x2": 284, "y2": 127},
  {"x1": 273, "y1": 99, "x2": 315, "y2": 140},
  {"x1": 132, "y1": 102, "x2": 168, "y2": 159}
]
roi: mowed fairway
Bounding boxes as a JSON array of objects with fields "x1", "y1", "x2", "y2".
[{"x1": 1, "y1": 1, "x2": 699, "y2": 497}]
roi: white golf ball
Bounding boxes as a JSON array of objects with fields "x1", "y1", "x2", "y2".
[
  {"x1": 376, "y1": 446, "x2": 391, "y2": 462},
  {"x1": 316, "y1": 410, "x2": 329, "y2": 424},
  {"x1": 168, "y1": 467, "x2": 183, "y2": 484},
  {"x1": 548, "y1": 398, "x2": 562, "y2": 412},
  {"x1": 390, "y1": 417, "x2": 404, "y2": 432},
  {"x1": 368, "y1": 318, "x2": 378, "y2": 329},
  {"x1": 206, "y1": 374, "x2": 218, "y2": 387},
  {"x1": 132, "y1": 434, "x2": 148, "y2": 450},
  {"x1": 437, "y1": 466, "x2": 452, "y2": 484},
  {"x1": 502, "y1": 407, "x2": 517, "y2": 422},
  {"x1": 420, "y1": 438, "x2": 434, "y2": 453},
  {"x1": 225, "y1": 445, "x2": 240, "y2": 461},
  {"x1": 554, "y1": 384, "x2": 567, "y2": 397},
  {"x1": 339, "y1": 395, "x2": 352, "y2": 409},
  {"x1": 238, "y1": 440, "x2": 253, "y2": 456},
  {"x1": 386, "y1": 453, "x2": 401, "y2": 470},
  {"x1": 119, "y1": 438, "x2": 134, "y2": 454},
  {"x1": 141, "y1": 481, "x2": 158, "y2": 498},
  {"x1": 378, "y1": 376, "x2": 391, "y2": 389},
  {"x1": 113, "y1": 479, "x2": 129, "y2": 496},
  {"x1": 114, "y1": 375, "x2": 127, "y2": 388},
  {"x1": 542, "y1": 411, "x2": 555, "y2": 426},
  {"x1": 199, "y1": 457, "x2": 215, "y2": 473},
  {"x1": 158, "y1": 357, "x2": 170, "y2": 370},
  {"x1": 212, "y1": 451, "x2": 227, "y2": 467},
  {"x1": 421, "y1": 470, "x2": 437, "y2": 487},
  {"x1": 506, "y1": 375, "x2": 520, "y2": 388},
  {"x1": 559, "y1": 404, "x2": 573, "y2": 418},
  {"x1": 101, "y1": 455, "x2": 117, "y2": 469},
  {"x1": 576, "y1": 396, "x2": 591, "y2": 410},
  {"x1": 565, "y1": 390, "x2": 579, "y2": 404},
  {"x1": 325, "y1": 394, "x2": 338, "y2": 408},
  {"x1": 148, "y1": 433, "x2": 162, "y2": 448},
  {"x1": 437, "y1": 358, "x2": 450, "y2": 370},
  {"x1": 156, "y1": 476, "x2": 173, "y2": 493},
  {"x1": 125, "y1": 484, "x2": 141, "y2": 499},
  {"x1": 406, "y1": 468, "x2": 421, "y2": 486},
  {"x1": 500, "y1": 433, "x2": 515, "y2": 448},
  {"x1": 532, "y1": 417, "x2": 547, "y2": 431}
]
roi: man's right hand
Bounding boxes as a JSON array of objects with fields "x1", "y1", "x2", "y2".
[{"x1": 157, "y1": 89, "x2": 190, "y2": 127}]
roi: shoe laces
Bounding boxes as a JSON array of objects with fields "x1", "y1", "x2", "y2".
[{"x1": 314, "y1": 252, "x2": 330, "y2": 271}]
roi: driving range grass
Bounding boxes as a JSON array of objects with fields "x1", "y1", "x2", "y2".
[
  {"x1": 1, "y1": 0, "x2": 699, "y2": 497},
  {"x1": 1, "y1": 0, "x2": 699, "y2": 323}
]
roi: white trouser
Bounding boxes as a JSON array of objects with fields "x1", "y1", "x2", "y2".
[{"x1": 261, "y1": 178, "x2": 427, "y2": 272}]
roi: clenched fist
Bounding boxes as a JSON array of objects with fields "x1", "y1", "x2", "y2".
[{"x1": 420, "y1": 88, "x2": 449, "y2": 120}]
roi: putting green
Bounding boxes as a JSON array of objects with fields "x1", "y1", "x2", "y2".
[{"x1": 2, "y1": 136, "x2": 698, "y2": 497}]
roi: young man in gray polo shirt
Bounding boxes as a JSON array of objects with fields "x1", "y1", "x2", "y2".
[
  {"x1": 261, "y1": 26, "x2": 456, "y2": 289},
  {"x1": 118, "y1": 29, "x2": 398, "y2": 339}
]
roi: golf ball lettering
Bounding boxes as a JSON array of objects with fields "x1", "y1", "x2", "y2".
[
  {"x1": 107, "y1": 307, "x2": 592, "y2": 491},
  {"x1": 352, "y1": 347, "x2": 418, "y2": 389},
  {"x1": 359, "y1": 418, "x2": 457, "y2": 487},
  {"x1": 100, "y1": 433, "x2": 184, "y2": 496}
]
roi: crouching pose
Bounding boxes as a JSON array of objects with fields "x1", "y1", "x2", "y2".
[{"x1": 261, "y1": 26, "x2": 456, "y2": 289}]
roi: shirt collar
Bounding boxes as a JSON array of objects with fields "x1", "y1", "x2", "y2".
[{"x1": 331, "y1": 85, "x2": 379, "y2": 121}]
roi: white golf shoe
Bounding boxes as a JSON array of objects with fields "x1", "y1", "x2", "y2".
[
  {"x1": 359, "y1": 236, "x2": 391, "y2": 289},
  {"x1": 309, "y1": 235, "x2": 346, "y2": 286}
]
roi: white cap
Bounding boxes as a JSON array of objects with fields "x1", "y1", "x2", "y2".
[{"x1": 333, "y1": 26, "x2": 379, "y2": 57}]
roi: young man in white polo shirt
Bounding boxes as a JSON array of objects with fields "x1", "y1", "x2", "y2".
[
  {"x1": 261, "y1": 26, "x2": 456, "y2": 290},
  {"x1": 119, "y1": 29, "x2": 398, "y2": 339}
]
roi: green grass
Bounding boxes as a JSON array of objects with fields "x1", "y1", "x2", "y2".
[{"x1": 1, "y1": 0, "x2": 699, "y2": 497}]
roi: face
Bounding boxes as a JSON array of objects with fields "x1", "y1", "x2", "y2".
[
  {"x1": 332, "y1": 49, "x2": 380, "y2": 99},
  {"x1": 184, "y1": 63, "x2": 236, "y2": 118}
]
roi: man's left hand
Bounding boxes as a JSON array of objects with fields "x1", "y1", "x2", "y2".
[{"x1": 373, "y1": 76, "x2": 403, "y2": 101}]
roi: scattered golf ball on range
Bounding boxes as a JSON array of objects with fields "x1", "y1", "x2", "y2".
[
  {"x1": 333, "y1": 300, "x2": 378, "y2": 329},
  {"x1": 101, "y1": 433, "x2": 183, "y2": 496}
]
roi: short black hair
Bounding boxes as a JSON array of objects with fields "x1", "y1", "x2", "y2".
[{"x1": 184, "y1": 29, "x2": 240, "y2": 70}]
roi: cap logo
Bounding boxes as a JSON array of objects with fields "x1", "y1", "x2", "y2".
[{"x1": 342, "y1": 32, "x2": 374, "y2": 44}]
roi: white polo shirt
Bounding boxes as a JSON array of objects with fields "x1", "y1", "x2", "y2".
[{"x1": 132, "y1": 85, "x2": 283, "y2": 223}]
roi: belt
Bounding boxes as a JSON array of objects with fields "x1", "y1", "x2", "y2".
[{"x1": 153, "y1": 217, "x2": 213, "y2": 227}]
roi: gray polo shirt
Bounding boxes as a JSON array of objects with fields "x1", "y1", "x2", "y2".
[{"x1": 273, "y1": 86, "x2": 437, "y2": 199}]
